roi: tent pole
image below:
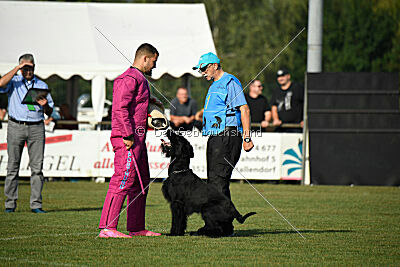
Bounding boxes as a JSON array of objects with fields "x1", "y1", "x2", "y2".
[
  {"x1": 182, "y1": 73, "x2": 191, "y2": 97},
  {"x1": 301, "y1": 72, "x2": 308, "y2": 185},
  {"x1": 67, "y1": 75, "x2": 79, "y2": 118}
]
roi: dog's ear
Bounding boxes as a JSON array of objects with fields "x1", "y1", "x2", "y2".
[
  {"x1": 188, "y1": 144, "x2": 194, "y2": 158},
  {"x1": 166, "y1": 129, "x2": 177, "y2": 141},
  {"x1": 183, "y1": 141, "x2": 194, "y2": 158}
]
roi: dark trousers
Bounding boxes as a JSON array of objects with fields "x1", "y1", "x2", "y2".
[
  {"x1": 206, "y1": 132, "x2": 242, "y2": 200},
  {"x1": 5, "y1": 120, "x2": 45, "y2": 209}
]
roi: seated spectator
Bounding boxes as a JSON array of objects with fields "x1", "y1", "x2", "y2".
[
  {"x1": 195, "y1": 108, "x2": 203, "y2": 122},
  {"x1": 169, "y1": 87, "x2": 201, "y2": 131},
  {"x1": 245, "y1": 80, "x2": 271, "y2": 131},
  {"x1": 0, "y1": 94, "x2": 7, "y2": 129},
  {"x1": 100, "y1": 105, "x2": 112, "y2": 130},
  {"x1": 44, "y1": 109, "x2": 61, "y2": 132},
  {"x1": 271, "y1": 68, "x2": 304, "y2": 133},
  {"x1": 55, "y1": 103, "x2": 78, "y2": 130}
]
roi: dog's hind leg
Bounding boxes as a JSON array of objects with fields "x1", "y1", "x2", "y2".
[
  {"x1": 169, "y1": 200, "x2": 187, "y2": 236},
  {"x1": 197, "y1": 209, "x2": 224, "y2": 237},
  {"x1": 220, "y1": 221, "x2": 234, "y2": 237}
]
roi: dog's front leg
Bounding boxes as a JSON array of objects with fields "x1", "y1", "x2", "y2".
[{"x1": 169, "y1": 201, "x2": 187, "y2": 236}]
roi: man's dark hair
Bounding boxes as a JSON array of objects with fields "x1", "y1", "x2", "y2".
[
  {"x1": 249, "y1": 79, "x2": 261, "y2": 86},
  {"x1": 19, "y1": 53, "x2": 35, "y2": 64},
  {"x1": 135, "y1": 43, "x2": 159, "y2": 59}
]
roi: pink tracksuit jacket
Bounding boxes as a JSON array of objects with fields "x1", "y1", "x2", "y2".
[{"x1": 99, "y1": 67, "x2": 150, "y2": 232}]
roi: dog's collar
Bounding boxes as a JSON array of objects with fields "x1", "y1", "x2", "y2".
[{"x1": 171, "y1": 169, "x2": 190, "y2": 175}]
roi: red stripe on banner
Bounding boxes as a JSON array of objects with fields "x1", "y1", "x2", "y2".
[
  {"x1": 45, "y1": 134, "x2": 73, "y2": 144},
  {"x1": 0, "y1": 134, "x2": 73, "y2": 151},
  {"x1": 0, "y1": 143, "x2": 6, "y2": 151}
]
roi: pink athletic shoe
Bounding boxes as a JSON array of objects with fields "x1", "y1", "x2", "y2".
[
  {"x1": 129, "y1": 230, "x2": 161, "y2": 236},
  {"x1": 99, "y1": 229, "x2": 132, "y2": 238}
]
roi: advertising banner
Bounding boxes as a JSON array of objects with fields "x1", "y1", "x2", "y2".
[{"x1": 0, "y1": 127, "x2": 302, "y2": 180}]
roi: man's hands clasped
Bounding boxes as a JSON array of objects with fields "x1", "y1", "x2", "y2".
[{"x1": 123, "y1": 135, "x2": 135, "y2": 150}]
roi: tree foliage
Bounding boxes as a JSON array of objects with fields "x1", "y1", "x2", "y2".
[
  {"x1": 45, "y1": 0, "x2": 400, "y2": 110},
  {"x1": 323, "y1": 0, "x2": 400, "y2": 72}
]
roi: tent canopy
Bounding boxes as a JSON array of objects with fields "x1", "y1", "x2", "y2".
[
  {"x1": 0, "y1": 1, "x2": 216, "y2": 121},
  {"x1": 0, "y1": 1, "x2": 216, "y2": 80}
]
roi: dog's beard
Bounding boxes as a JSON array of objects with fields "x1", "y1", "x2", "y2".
[{"x1": 161, "y1": 139, "x2": 172, "y2": 157}]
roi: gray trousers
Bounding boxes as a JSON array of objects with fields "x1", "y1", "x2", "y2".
[{"x1": 5, "y1": 120, "x2": 45, "y2": 209}]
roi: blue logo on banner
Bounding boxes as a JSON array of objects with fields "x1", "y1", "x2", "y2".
[{"x1": 282, "y1": 140, "x2": 303, "y2": 176}]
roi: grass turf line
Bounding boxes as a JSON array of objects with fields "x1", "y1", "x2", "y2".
[{"x1": 0, "y1": 181, "x2": 399, "y2": 266}]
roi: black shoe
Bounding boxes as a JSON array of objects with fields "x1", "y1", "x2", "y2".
[
  {"x1": 31, "y1": 208, "x2": 47, "y2": 213},
  {"x1": 189, "y1": 231, "x2": 201, "y2": 236},
  {"x1": 5, "y1": 208, "x2": 15, "y2": 213}
]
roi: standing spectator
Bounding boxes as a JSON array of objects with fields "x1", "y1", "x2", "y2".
[
  {"x1": 0, "y1": 53, "x2": 54, "y2": 213},
  {"x1": 98, "y1": 43, "x2": 161, "y2": 238},
  {"x1": 169, "y1": 87, "x2": 201, "y2": 131},
  {"x1": 245, "y1": 80, "x2": 271, "y2": 131},
  {"x1": 271, "y1": 69, "x2": 304, "y2": 133},
  {"x1": 193, "y1": 52, "x2": 254, "y2": 236}
]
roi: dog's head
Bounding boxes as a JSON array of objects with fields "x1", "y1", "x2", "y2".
[{"x1": 161, "y1": 129, "x2": 194, "y2": 159}]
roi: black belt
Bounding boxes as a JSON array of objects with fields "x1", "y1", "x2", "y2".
[
  {"x1": 224, "y1": 126, "x2": 238, "y2": 131},
  {"x1": 216, "y1": 126, "x2": 241, "y2": 136},
  {"x1": 9, "y1": 117, "x2": 43, "y2": 125}
]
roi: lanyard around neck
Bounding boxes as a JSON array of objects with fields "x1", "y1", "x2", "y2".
[
  {"x1": 23, "y1": 79, "x2": 37, "y2": 111},
  {"x1": 23, "y1": 79, "x2": 35, "y2": 91}
]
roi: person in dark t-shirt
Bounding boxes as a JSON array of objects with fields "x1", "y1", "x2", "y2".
[
  {"x1": 245, "y1": 80, "x2": 271, "y2": 131},
  {"x1": 271, "y1": 69, "x2": 304, "y2": 133},
  {"x1": 169, "y1": 87, "x2": 201, "y2": 131}
]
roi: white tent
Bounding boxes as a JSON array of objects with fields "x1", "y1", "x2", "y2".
[{"x1": 0, "y1": 1, "x2": 216, "y2": 121}]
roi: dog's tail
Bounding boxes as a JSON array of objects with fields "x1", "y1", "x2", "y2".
[{"x1": 236, "y1": 212, "x2": 256, "y2": 224}]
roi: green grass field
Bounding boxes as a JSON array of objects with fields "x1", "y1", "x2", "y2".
[{"x1": 0, "y1": 180, "x2": 399, "y2": 266}]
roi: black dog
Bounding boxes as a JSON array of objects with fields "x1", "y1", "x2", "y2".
[{"x1": 161, "y1": 129, "x2": 255, "y2": 237}]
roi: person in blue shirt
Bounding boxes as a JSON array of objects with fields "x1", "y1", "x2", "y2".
[
  {"x1": 193, "y1": 52, "x2": 254, "y2": 200},
  {"x1": 0, "y1": 53, "x2": 54, "y2": 213}
]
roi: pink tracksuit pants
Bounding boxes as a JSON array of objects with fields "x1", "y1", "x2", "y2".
[{"x1": 99, "y1": 137, "x2": 150, "y2": 232}]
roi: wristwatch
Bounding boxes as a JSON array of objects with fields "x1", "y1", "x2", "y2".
[{"x1": 244, "y1": 137, "x2": 252, "y2": 143}]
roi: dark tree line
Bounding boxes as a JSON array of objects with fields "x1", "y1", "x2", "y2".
[{"x1": 46, "y1": 0, "x2": 400, "y2": 110}]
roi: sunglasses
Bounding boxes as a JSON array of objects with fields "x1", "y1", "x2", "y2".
[
  {"x1": 199, "y1": 63, "x2": 211, "y2": 73},
  {"x1": 22, "y1": 66, "x2": 34, "y2": 72},
  {"x1": 277, "y1": 74, "x2": 288, "y2": 78}
]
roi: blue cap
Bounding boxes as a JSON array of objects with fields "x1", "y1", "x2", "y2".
[{"x1": 193, "y1": 52, "x2": 220, "y2": 70}]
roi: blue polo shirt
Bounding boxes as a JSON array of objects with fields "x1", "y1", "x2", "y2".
[{"x1": 0, "y1": 74, "x2": 54, "y2": 122}]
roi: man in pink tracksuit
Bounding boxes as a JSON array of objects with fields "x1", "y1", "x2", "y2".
[{"x1": 99, "y1": 43, "x2": 161, "y2": 238}]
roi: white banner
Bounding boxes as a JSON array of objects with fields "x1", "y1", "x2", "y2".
[{"x1": 0, "y1": 126, "x2": 303, "y2": 180}]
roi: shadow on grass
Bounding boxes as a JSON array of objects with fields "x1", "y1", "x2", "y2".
[
  {"x1": 0, "y1": 182, "x2": 32, "y2": 187},
  {"x1": 46, "y1": 207, "x2": 103, "y2": 212},
  {"x1": 234, "y1": 229, "x2": 353, "y2": 237},
  {"x1": 47, "y1": 205, "x2": 156, "y2": 212}
]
